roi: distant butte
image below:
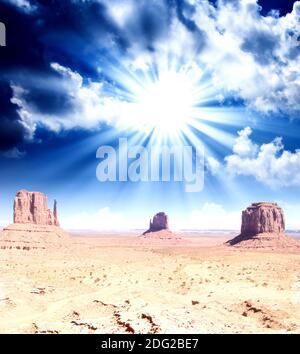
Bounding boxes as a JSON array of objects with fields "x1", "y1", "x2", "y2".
[
  {"x1": 142, "y1": 212, "x2": 181, "y2": 240},
  {"x1": 227, "y1": 202, "x2": 300, "y2": 249},
  {"x1": 144, "y1": 212, "x2": 169, "y2": 234}
]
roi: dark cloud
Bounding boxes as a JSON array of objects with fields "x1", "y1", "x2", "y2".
[
  {"x1": 0, "y1": 1, "x2": 48, "y2": 73},
  {"x1": 241, "y1": 30, "x2": 279, "y2": 65},
  {"x1": 288, "y1": 45, "x2": 300, "y2": 60},
  {"x1": 22, "y1": 84, "x2": 76, "y2": 116},
  {"x1": 0, "y1": 0, "x2": 172, "y2": 128},
  {"x1": 0, "y1": 80, "x2": 26, "y2": 152},
  {"x1": 0, "y1": 0, "x2": 126, "y2": 155},
  {"x1": 132, "y1": 2, "x2": 170, "y2": 51},
  {"x1": 175, "y1": 0, "x2": 207, "y2": 51},
  {"x1": 285, "y1": 29, "x2": 300, "y2": 60},
  {"x1": 0, "y1": 0, "x2": 130, "y2": 82}
]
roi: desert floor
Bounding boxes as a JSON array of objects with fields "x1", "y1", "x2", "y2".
[{"x1": 0, "y1": 233, "x2": 299, "y2": 334}]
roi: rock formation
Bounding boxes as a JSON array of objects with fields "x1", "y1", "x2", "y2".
[
  {"x1": 142, "y1": 212, "x2": 180, "y2": 240},
  {"x1": 146, "y1": 212, "x2": 169, "y2": 233},
  {"x1": 14, "y1": 190, "x2": 59, "y2": 226},
  {"x1": 0, "y1": 223, "x2": 69, "y2": 251},
  {"x1": 241, "y1": 202, "x2": 285, "y2": 236},
  {"x1": 227, "y1": 202, "x2": 299, "y2": 248},
  {"x1": 0, "y1": 190, "x2": 68, "y2": 250}
]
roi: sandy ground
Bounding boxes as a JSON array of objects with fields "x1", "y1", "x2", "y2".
[{"x1": 0, "y1": 232, "x2": 299, "y2": 334}]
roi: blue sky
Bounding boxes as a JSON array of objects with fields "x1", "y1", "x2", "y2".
[{"x1": 0, "y1": 0, "x2": 299, "y2": 230}]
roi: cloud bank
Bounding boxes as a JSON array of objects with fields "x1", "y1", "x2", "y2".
[{"x1": 209, "y1": 126, "x2": 300, "y2": 188}]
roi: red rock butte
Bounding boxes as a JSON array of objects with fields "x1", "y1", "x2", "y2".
[
  {"x1": 142, "y1": 212, "x2": 181, "y2": 240},
  {"x1": 241, "y1": 202, "x2": 285, "y2": 236},
  {"x1": 145, "y1": 212, "x2": 169, "y2": 233},
  {"x1": 227, "y1": 202, "x2": 300, "y2": 249},
  {"x1": 0, "y1": 190, "x2": 69, "y2": 251},
  {"x1": 14, "y1": 190, "x2": 59, "y2": 226}
]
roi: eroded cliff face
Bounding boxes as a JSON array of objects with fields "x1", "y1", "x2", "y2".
[
  {"x1": 148, "y1": 212, "x2": 169, "y2": 232},
  {"x1": 227, "y1": 202, "x2": 300, "y2": 248},
  {"x1": 241, "y1": 202, "x2": 285, "y2": 236},
  {"x1": 13, "y1": 190, "x2": 59, "y2": 226},
  {"x1": 142, "y1": 212, "x2": 180, "y2": 239}
]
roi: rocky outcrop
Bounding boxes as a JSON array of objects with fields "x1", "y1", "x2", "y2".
[
  {"x1": 14, "y1": 190, "x2": 59, "y2": 226},
  {"x1": 0, "y1": 223, "x2": 69, "y2": 250},
  {"x1": 144, "y1": 212, "x2": 169, "y2": 234},
  {"x1": 241, "y1": 202, "x2": 285, "y2": 236},
  {"x1": 228, "y1": 202, "x2": 299, "y2": 248},
  {"x1": 142, "y1": 212, "x2": 181, "y2": 240},
  {"x1": 0, "y1": 190, "x2": 68, "y2": 250}
]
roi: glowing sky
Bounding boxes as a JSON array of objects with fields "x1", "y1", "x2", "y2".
[{"x1": 0, "y1": 0, "x2": 300, "y2": 230}]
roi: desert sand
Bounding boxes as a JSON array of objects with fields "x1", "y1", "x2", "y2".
[{"x1": 0, "y1": 232, "x2": 299, "y2": 334}]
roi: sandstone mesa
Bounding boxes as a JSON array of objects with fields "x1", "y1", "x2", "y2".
[{"x1": 227, "y1": 202, "x2": 300, "y2": 249}]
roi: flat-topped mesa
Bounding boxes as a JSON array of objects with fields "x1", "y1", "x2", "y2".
[
  {"x1": 226, "y1": 202, "x2": 300, "y2": 248},
  {"x1": 241, "y1": 202, "x2": 285, "y2": 237},
  {"x1": 13, "y1": 190, "x2": 59, "y2": 226},
  {"x1": 147, "y1": 212, "x2": 169, "y2": 233}
]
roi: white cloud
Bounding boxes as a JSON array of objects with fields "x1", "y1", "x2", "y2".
[
  {"x1": 232, "y1": 126, "x2": 258, "y2": 157},
  {"x1": 61, "y1": 203, "x2": 240, "y2": 231},
  {"x1": 105, "y1": 0, "x2": 135, "y2": 28},
  {"x1": 206, "y1": 156, "x2": 221, "y2": 176},
  {"x1": 280, "y1": 202, "x2": 300, "y2": 230},
  {"x1": 11, "y1": 63, "x2": 116, "y2": 135},
  {"x1": 60, "y1": 201, "x2": 300, "y2": 231},
  {"x1": 61, "y1": 207, "x2": 144, "y2": 231},
  {"x1": 95, "y1": 0, "x2": 300, "y2": 117},
  {"x1": 11, "y1": 61, "x2": 204, "y2": 136},
  {"x1": 224, "y1": 127, "x2": 300, "y2": 188},
  {"x1": 191, "y1": 0, "x2": 300, "y2": 115},
  {"x1": 0, "y1": 219, "x2": 10, "y2": 229},
  {"x1": 173, "y1": 203, "x2": 240, "y2": 230},
  {"x1": 174, "y1": 201, "x2": 300, "y2": 231}
]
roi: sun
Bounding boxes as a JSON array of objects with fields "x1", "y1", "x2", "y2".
[
  {"x1": 111, "y1": 63, "x2": 222, "y2": 144},
  {"x1": 127, "y1": 70, "x2": 198, "y2": 137}
]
